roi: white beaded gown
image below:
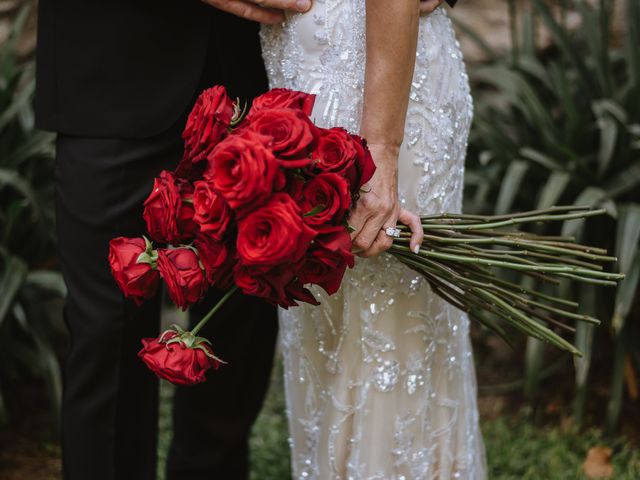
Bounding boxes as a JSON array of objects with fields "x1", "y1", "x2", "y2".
[{"x1": 260, "y1": 3, "x2": 487, "y2": 479}]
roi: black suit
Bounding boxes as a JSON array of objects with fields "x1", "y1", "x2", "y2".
[{"x1": 36, "y1": 2, "x2": 278, "y2": 479}]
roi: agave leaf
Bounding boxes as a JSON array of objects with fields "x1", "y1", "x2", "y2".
[
  {"x1": 495, "y1": 160, "x2": 529, "y2": 215},
  {"x1": 0, "y1": 254, "x2": 27, "y2": 328},
  {"x1": 561, "y1": 187, "x2": 609, "y2": 238},
  {"x1": 615, "y1": 204, "x2": 640, "y2": 274},
  {"x1": 520, "y1": 8, "x2": 536, "y2": 57},
  {"x1": 29, "y1": 314, "x2": 63, "y2": 425},
  {"x1": 606, "y1": 330, "x2": 628, "y2": 433},
  {"x1": 537, "y1": 171, "x2": 571, "y2": 210},
  {"x1": 524, "y1": 336, "x2": 545, "y2": 400},
  {"x1": 519, "y1": 147, "x2": 563, "y2": 171},
  {"x1": 611, "y1": 204, "x2": 640, "y2": 332},
  {"x1": 0, "y1": 77, "x2": 34, "y2": 132},
  {"x1": 592, "y1": 103, "x2": 619, "y2": 177},
  {"x1": 604, "y1": 161, "x2": 640, "y2": 198},
  {"x1": 624, "y1": 0, "x2": 640, "y2": 89},
  {"x1": 0, "y1": 167, "x2": 41, "y2": 222},
  {"x1": 5, "y1": 130, "x2": 56, "y2": 168},
  {"x1": 517, "y1": 56, "x2": 553, "y2": 92},
  {"x1": 612, "y1": 252, "x2": 640, "y2": 334},
  {"x1": 25, "y1": 271, "x2": 67, "y2": 297},
  {"x1": 573, "y1": 283, "x2": 597, "y2": 425},
  {"x1": 452, "y1": 19, "x2": 498, "y2": 62},
  {"x1": 532, "y1": 0, "x2": 598, "y2": 96}
]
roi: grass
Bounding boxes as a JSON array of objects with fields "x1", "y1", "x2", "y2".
[{"x1": 156, "y1": 360, "x2": 640, "y2": 480}]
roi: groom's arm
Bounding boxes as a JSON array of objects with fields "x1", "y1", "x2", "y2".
[{"x1": 200, "y1": 0, "x2": 311, "y2": 24}]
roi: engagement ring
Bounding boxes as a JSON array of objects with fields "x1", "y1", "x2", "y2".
[{"x1": 384, "y1": 226, "x2": 401, "y2": 238}]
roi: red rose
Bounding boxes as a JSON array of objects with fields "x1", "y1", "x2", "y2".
[
  {"x1": 204, "y1": 130, "x2": 283, "y2": 212},
  {"x1": 234, "y1": 263, "x2": 318, "y2": 308},
  {"x1": 234, "y1": 264, "x2": 280, "y2": 303},
  {"x1": 237, "y1": 193, "x2": 317, "y2": 268},
  {"x1": 143, "y1": 171, "x2": 198, "y2": 244},
  {"x1": 245, "y1": 108, "x2": 318, "y2": 167},
  {"x1": 351, "y1": 134, "x2": 376, "y2": 189},
  {"x1": 177, "y1": 86, "x2": 235, "y2": 177},
  {"x1": 309, "y1": 128, "x2": 376, "y2": 190},
  {"x1": 249, "y1": 88, "x2": 316, "y2": 117},
  {"x1": 315, "y1": 226, "x2": 355, "y2": 269},
  {"x1": 194, "y1": 236, "x2": 235, "y2": 289},
  {"x1": 296, "y1": 246, "x2": 349, "y2": 296},
  {"x1": 299, "y1": 173, "x2": 351, "y2": 229},
  {"x1": 108, "y1": 237, "x2": 160, "y2": 305},
  {"x1": 157, "y1": 247, "x2": 207, "y2": 310},
  {"x1": 192, "y1": 181, "x2": 232, "y2": 239},
  {"x1": 138, "y1": 331, "x2": 221, "y2": 386}
]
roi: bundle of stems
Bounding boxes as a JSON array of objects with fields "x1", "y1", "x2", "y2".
[{"x1": 390, "y1": 206, "x2": 625, "y2": 356}]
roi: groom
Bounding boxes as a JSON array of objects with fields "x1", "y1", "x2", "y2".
[
  {"x1": 35, "y1": 1, "x2": 312, "y2": 480},
  {"x1": 35, "y1": 0, "x2": 452, "y2": 479}
]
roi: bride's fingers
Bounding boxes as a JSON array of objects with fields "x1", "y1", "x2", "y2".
[
  {"x1": 358, "y1": 228, "x2": 394, "y2": 258},
  {"x1": 398, "y1": 208, "x2": 424, "y2": 254},
  {"x1": 352, "y1": 217, "x2": 384, "y2": 254}
]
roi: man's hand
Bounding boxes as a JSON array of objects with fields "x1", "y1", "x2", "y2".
[
  {"x1": 419, "y1": 0, "x2": 445, "y2": 15},
  {"x1": 201, "y1": 0, "x2": 311, "y2": 24}
]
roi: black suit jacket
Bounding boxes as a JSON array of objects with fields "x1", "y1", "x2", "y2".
[{"x1": 35, "y1": 0, "x2": 266, "y2": 139}]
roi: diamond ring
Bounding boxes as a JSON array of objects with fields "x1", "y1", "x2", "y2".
[{"x1": 384, "y1": 226, "x2": 401, "y2": 238}]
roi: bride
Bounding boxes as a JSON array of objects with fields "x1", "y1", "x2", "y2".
[{"x1": 259, "y1": 0, "x2": 487, "y2": 478}]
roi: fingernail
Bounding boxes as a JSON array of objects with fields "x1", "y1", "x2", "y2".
[
  {"x1": 413, "y1": 245, "x2": 420, "y2": 254},
  {"x1": 296, "y1": 0, "x2": 311, "y2": 11}
]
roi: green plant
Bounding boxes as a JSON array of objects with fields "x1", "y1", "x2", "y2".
[
  {"x1": 0, "y1": 5, "x2": 63, "y2": 427},
  {"x1": 460, "y1": 0, "x2": 640, "y2": 430}
]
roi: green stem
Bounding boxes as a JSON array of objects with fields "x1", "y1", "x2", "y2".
[{"x1": 191, "y1": 286, "x2": 238, "y2": 336}]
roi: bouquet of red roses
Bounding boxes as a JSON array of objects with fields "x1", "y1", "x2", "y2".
[
  {"x1": 109, "y1": 86, "x2": 624, "y2": 386},
  {"x1": 108, "y1": 86, "x2": 375, "y2": 385}
]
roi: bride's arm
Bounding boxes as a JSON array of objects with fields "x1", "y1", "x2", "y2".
[{"x1": 350, "y1": 0, "x2": 424, "y2": 257}]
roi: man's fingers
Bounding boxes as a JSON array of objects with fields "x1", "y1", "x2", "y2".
[
  {"x1": 398, "y1": 208, "x2": 424, "y2": 254},
  {"x1": 253, "y1": 0, "x2": 311, "y2": 11},
  {"x1": 202, "y1": 0, "x2": 285, "y2": 24}
]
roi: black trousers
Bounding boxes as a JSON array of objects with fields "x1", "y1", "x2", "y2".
[{"x1": 54, "y1": 16, "x2": 276, "y2": 480}]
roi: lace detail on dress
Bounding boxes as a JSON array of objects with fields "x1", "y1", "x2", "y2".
[{"x1": 262, "y1": 4, "x2": 486, "y2": 479}]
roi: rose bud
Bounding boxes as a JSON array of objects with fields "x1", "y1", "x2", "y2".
[
  {"x1": 296, "y1": 246, "x2": 349, "y2": 296},
  {"x1": 248, "y1": 88, "x2": 316, "y2": 117},
  {"x1": 176, "y1": 86, "x2": 235, "y2": 177},
  {"x1": 192, "y1": 181, "x2": 232, "y2": 240},
  {"x1": 143, "y1": 170, "x2": 198, "y2": 245},
  {"x1": 244, "y1": 108, "x2": 319, "y2": 167},
  {"x1": 194, "y1": 235, "x2": 236, "y2": 289},
  {"x1": 299, "y1": 173, "x2": 351, "y2": 230},
  {"x1": 108, "y1": 236, "x2": 160, "y2": 305},
  {"x1": 308, "y1": 128, "x2": 377, "y2": 191},
  {"x1": 236, "y1": 193, "x2": 317, "y2": 268},
  {"x1": 138, "y1": 329, "x2": 223, "y2": 386},
  {"x1": 156, "y1": 247, "x2": 207, "y2": 310},
  {"x1": 204, "y1": 130, "x2": 284, "y2": 213}
]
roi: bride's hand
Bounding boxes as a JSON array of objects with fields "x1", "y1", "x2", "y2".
[{"x1": 349, "y1": 144, "x2": 424, "y2": 258}]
